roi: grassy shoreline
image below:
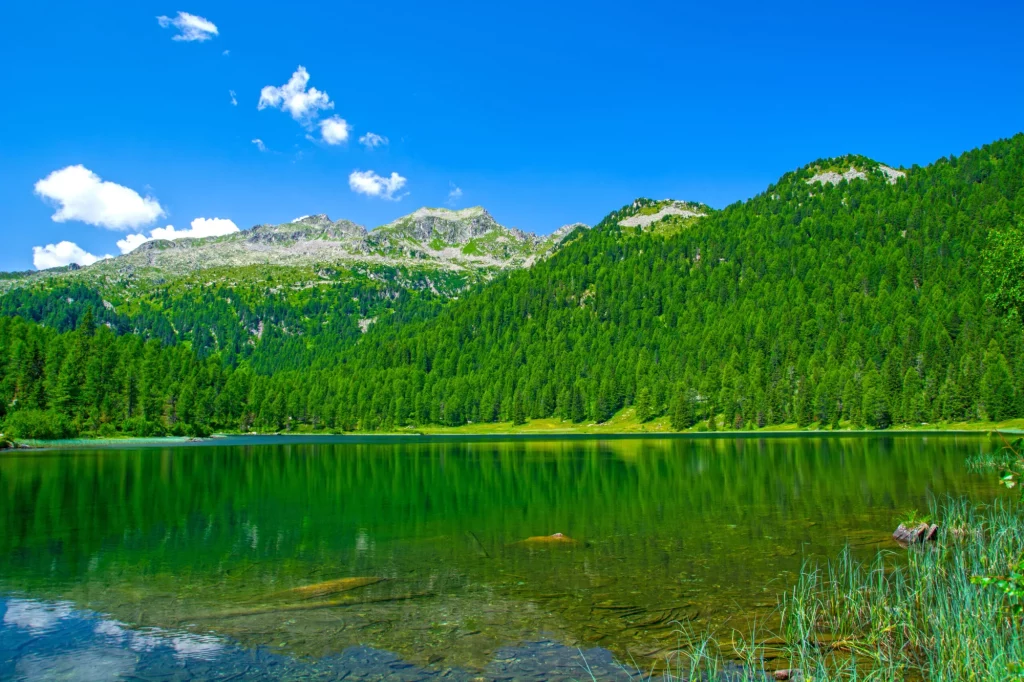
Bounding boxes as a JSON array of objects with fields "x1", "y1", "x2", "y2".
[
  {"x1": 5, "y1": 417, "x2": 1024, "y2": 449},
  {"x1": 6, "y1": 397, "x2": 1024, "y2": 448},
  {"x1": 641, "y1": 495, "x2": 1024, "y2": 682}
]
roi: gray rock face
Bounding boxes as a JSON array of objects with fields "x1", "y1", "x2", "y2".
[
  {"x1": 294, "y1": 214, "x2": 333, "y2": 227},
  {"x1": 2, "y1": 207, "x2": 589, "y2": 293},
  {"x1": 248, "y1": 216, "x2": 368, "y2": 244},
  {"x1": 549, "y1": 222, "x2": 588, "y2": 242},
  {"x1": 374, "y1": 207, "x2": 526, "y2": 246},
  {"x1": 618, "y1": 203, "x2": 706, "y2": 228}
]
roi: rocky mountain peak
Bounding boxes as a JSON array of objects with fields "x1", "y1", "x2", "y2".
[
  {"x1": 617, "y1": 200, "x2": 708, "y2": 228},
  {"x1": 550, "y1": 222, "x2": 589, "y2": 241},
  {"x1": 800, "y1": 156, "x2": 907, "y2": 187},
  {"x1": 248, "y1": 214, "x2": 368, "y2": 243},
  {"x1": 293, "y1": 214, "x2": 333, "y2": 227},
  {"x1": 377, "y1": 206, "x2": 518, "y2": 246}
]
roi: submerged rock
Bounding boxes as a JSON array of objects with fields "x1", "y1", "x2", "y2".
[
  {"x1": 269, "y1": 576, "x2": 385, "y2": 600},
  {"x1": 518, "y1": 533, "x2": 577, "y2": 546},
  {"x1": 774, "y1": 669, "x2": 804, "y2": 681}
]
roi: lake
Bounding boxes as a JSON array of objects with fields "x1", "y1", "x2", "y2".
[{"x1": 0, "y1": 434, "x2": 1002, "y2": 680}]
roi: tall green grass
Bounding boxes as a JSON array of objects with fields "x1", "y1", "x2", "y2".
[{"x1": 599, "y1": 497, "x2": 1024, "y2": 681}]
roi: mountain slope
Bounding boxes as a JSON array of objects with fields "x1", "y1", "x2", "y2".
[
  {"x1": 0, "y1": 207, "x2": 587, "y2": 369},
  {"x1": 326, "y1": 140, "x2": 1024, "y2": 430},
  {"x1": 3, "y1": 135, "x2": 1024, "y2": 438},
  {"x1": 2, "y1": 206, "x2": 581, "y2": 289}
]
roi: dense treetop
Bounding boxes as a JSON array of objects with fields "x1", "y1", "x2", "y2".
[{"x1": 3, "y1": 135, "x2": 1024, "y2": 438}]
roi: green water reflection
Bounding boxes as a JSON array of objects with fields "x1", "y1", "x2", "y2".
[{"x1": 0, "y1": 435, "x2": 1002, "y2": 669}]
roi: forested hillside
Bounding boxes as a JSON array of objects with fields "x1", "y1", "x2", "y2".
[
  {"x1": 331, "y1": 139, "x2": 1024, "y2": 430},
  {"x1": 0, "y1": 207, "x2": 582, "y2": 374},
  {"x1": 3, "y1": 135, "x2": 1024, "y2": 438}
]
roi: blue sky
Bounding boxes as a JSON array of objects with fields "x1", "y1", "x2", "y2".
[{"x1": 2, "y1": 1, "x2": 1023, "y2": 271}]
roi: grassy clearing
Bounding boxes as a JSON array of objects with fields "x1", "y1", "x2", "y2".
[{"x1": 606, "y1": 497, "x2": 1024, "y2": 681}]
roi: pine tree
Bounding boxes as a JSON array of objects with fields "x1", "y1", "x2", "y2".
[
  {"x1": 512, "y1": 390, "x2": 527, "y2": 426},
  {"x1": 980, "y1": 340, "x2": 1014, "y2": 421},
  {"x1": 635, "y1": 387, "x2": 653, "y2": 422},
  {"x1": 901, "y1": 368, "x2": 924, "y2": 423},
  {"x1": 670, "y1": 386, "x2": 693, "y2": 430}
]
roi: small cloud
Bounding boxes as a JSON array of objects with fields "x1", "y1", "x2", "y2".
[
  {"x1": 358, "y1": 132, "x2": 388, "y2": 149},
  {"x1": 258, "y1": 66, "x2": 333, "y2": 125},
  {"x1": 32, "y1": 242, "x2": 111, "y2": 270},
  {"x1": 222, "y1": 49, "x2": 230, "y2": 56},
  {"x1": 156, "y1": 12, "x2": 219, "y2": 42},
  {"x1": 320, "y1": 116, "x2": 350, "y2": 145},
  {"x1": 229, "y1": 90, "x2": 237, "y2": 106},
  {"x1": 3, "y1": 599, "x2": 75, "y2": 632},
  {"x1": 348, "y1": 170, "x2": 407, "y2": 201},
  {"x1": 34, "y1": 165, "x2": 165, "y2": 231},
  {"x1": 447, "y1": 183, "x2": 463, "y2": 207},
  {"x1": 116, "y1": 217, "x2": 240, "y2": 254},
  {"x1": 115, "y1": 233, "x2": 150, "y2": 254},
  {"x1": 251, "y1": 138, "x2": 267, "y2": 152}
]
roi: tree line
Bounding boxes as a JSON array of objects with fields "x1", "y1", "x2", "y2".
[{"x1": 3, "y1": 135, "x2": 1024, "y2": 438}]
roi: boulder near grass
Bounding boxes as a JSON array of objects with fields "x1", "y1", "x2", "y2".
[
  {"x1": 771, "y1": 497, "x2": 1024, "y2": 681},
  {"x1": 618, "y1": 497, "x2": 1024, "y2": 681}
]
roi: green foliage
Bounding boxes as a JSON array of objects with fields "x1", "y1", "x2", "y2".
[
  {"x1": 774, "y1": 498, "x2": 1024, "y2": 681},
  {"x1": 984, "y1": 220, "x2": 1024, "y2": 321},
  {"x1": 895, "y1": 508, "x2": 932, "y2": 526},
  {"x1": 4, "y1": 135, "x2": 1024, "y2": 436},
  {"x1": 315, "y1": 135, "x2": 1024, "y2": 432},
  {"x1": 2, "y1": 409, "x2": 74, "y2": 440},
  {"x1": 972, "y1": 556, "x2": 1024, "y2": 617}
]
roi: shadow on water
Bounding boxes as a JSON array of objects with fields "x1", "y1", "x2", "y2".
[{"x1": 0, "y1": 434, "x2": 1004, "y2": 679}]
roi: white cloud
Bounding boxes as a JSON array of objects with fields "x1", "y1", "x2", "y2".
[
  {"x1": 251, "y1": 138, "x2": 266, "y2": 152},
  {"x1": 3, "y1": 599, "x2": 75, "y2": 632},
  {"x1": 319, "y1": 116, "x2": 350, "y2": 145},
  {"x1": 116, "y1": 217, "x2": 240, "y2": 254},
  {"x1": 156, "y1": 12, "x2": 219, "y2": 42},
  {"x1": 32, "y1": 242, "x2": 111, "y2": 270},
  {"x1": 447, "y1": 183, "x2": 463, "y2": 206},
  {"x1": 359, "y1": 132, "x2": 388, "y2": 149},
  {"x1": 348, "y1": 170, "x2": 407, "y2": 200},
  {"x1": 222, "y1": 49, "x2": 230, "y2": 56},
  {"x1": 115, "y1": 233, "x2": 151, "y2": 254},
  {"x1": 229, "y1": 89, "x2": 237, "y2": 106},
  {"x1": 258, "y1": 67, "x2": 333, "y2": 124},
  {"x1": 34, "y1": 165, "x2": 165, "y2": 231}
]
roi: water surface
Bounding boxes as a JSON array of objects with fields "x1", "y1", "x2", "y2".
[{"x1": 0, "y1": 434, "x2": 1001, "y2": 679}]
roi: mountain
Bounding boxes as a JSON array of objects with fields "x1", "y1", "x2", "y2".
[
  {"x1": 2, "y1": 135, "x2": 1024, "y2": 439},
  {"x1": 287, "y1": 140, "x2": 1024, "y2": 431},
  {"x1": 1, "y1": 207, "x2": 582, "y2": 292},
  {"x1": 0, "y1": 207, "x2": 587, "y2": 370}
]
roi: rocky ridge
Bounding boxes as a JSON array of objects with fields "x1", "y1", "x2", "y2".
[
  {"x1": 804, "y1": 160, "x2": 906, "y2": 187},
  {"x1": 618, "y1": 202, "x2": 708, "y2": 228},
  {"x1": 1, "y1": 207, "x2": 588, "y2": 293}
]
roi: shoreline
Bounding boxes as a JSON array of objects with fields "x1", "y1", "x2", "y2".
[{"x1": 5, "y1": 421, "x2": 1022, "y2": 450}]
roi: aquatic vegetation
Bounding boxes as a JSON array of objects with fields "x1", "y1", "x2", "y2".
[
  {"x1": 633, "y1": 497, "x2": 1024, "y2": 681},
  {"x1": 893, "y1": 508, "x2": 932, "y2": 527}
]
